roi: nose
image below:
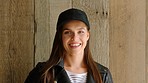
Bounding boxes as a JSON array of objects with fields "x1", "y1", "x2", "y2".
[{"x1": 71, "y1": 33, "x2": 78, "y2": 41}]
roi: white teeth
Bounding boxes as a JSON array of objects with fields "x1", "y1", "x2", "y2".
[{"x1": 70, "y1": 44, "x2": 81, "y2": 46}]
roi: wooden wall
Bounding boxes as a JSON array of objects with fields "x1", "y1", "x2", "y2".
[
  {"x1": 145, "y1": 0, "x2": 148, "y2": 83},
  {"x1": 109, "y1": 0, "x2": 146, "y2": 83},
  {"x1": 146, "y1": 0, "x2": 148, "y2": 82},
  {"x1": 0, "y1": 0, "x2": 147, "y2": 83},
  {"x1": 0, "y1": 0, "x2": 34, "y2": 82}
]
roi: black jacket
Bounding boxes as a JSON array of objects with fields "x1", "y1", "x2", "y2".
[{"x1": 25, "y1": 60, "x2": 113, "y2": 83}]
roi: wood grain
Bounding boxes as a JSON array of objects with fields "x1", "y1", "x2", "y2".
[
  {"x1": 146, "y1": 0, "x2": 148, "y2": 82},
  {"x1": 0, "y1": 0, "x2": 34, "y2": 82},
  {"x1": 34, "y1": 0, "x2": 51, "y2": 64},
  {"x1": 109, "y1": 0, "x2": 146, "y2": 82},
  {"x1": 35, "y1": 0, "x2": 72, "y2": 64},
  {"x1": 0, "y1": 0, "x2": 147, "y2": 82}
]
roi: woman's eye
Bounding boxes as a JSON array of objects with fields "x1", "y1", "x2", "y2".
[
  {"x1": 78, "y1": 31, "x2": 85, "y2": 34},
  {"x1": 64, "y1": 31, "x2": 71, "y2": 34}
]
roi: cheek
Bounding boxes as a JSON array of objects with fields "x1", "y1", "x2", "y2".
[
  {"x1": 81, "y1": 32, "x2": 89, "y2": 41},
  {"x1": 62, "y1": 36, "x2": 67, "y2": 42},
  {"x1": 82, "y1": 35, "x2": 89, "y2": 42},
  {"x1": 62, "y1": 38, "x2": 67, "y2": 50},
  {"x1": 86, "y1": 33, "x2": 90, "y2": 40},
  {"x1": 62, "y1": 36, "x2": 69, "y2": 45},
  {"x1": 83, "y1": 38, "x2": 89, "y2": 44}
]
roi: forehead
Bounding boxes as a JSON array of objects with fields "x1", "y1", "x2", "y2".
[{"x1": 63, "y1": 20, "x2": 87, "y2": 30}]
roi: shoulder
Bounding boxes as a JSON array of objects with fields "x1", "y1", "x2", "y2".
[
  {"x1": 95, "y1": 62, "x2": 113, "y2": 83},
  {"x1": 25, "y1": 62, "x2": 46, "y2": 83},
  {"x1": 30, "y1": 62, "x2": 46, "y2": 74},
  {"x1": 35, "y1": 62, "x2": 46, "y2": 70},
  {"x1": 95, "y1": 62, "x2": 109, "y2": 73}
]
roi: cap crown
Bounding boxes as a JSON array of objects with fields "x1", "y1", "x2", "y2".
[{"x1": 56, "y1": 8, "x2": 90, "y2": 31}]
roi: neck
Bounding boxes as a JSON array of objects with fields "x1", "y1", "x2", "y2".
[
  {"x1": 64, "y1": 52, "x2": 88, "y2": 73},
  {"x1": 64, "y1": 52, "x2": 86, "y2": 68}
]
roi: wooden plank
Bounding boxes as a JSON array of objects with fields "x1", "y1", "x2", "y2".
[
  {"x1": 146, "y1": 0, "x2": 148, "y2": 82},
  {"x1": 34, "y1": 0, "x2": 51, "y2": 65},
  {"x1": 72, "y1": 0, "x2": 109, "y2": 67},
  {"x1": 109, "y1": 0, "x2": 146, "y2": 82},
  {"x1": 0, "y1": 0, "x2": 34, "y2": 83},
  {"x1": 35, "y1": 0, "x2": 72, "y2": 64}
]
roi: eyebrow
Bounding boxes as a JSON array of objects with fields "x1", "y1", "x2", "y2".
[
  {"x1": 63, "y1": 27, "x2": 86, "y2": 31},
  {"x1": 63, "y1": 28, "x2": 70, "y2": 31}
]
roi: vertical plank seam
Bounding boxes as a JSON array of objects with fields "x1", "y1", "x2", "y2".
[
  {"x1": 72, "y1": 0, "x2": 73, "y2": 8},
  {"x1": 33, "y1": 0, "x2": 36, "y2": 67}
]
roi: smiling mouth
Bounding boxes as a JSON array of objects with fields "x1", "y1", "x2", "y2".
[{"x1": 69, "y1": 43, "x2": 81, "y2": 47}]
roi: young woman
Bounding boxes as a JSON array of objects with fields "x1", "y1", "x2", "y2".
[{"x1": 25, "y1": 8, "x2": 113, "y2": 83}]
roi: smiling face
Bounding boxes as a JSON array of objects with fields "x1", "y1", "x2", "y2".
[{"x1": 62, "y1": 20, "x2": 90, "y2": 55}]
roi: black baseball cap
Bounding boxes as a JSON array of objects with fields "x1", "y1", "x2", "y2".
[{"x1": 56, "y1": 8, "x2": 90, "y2": 31}]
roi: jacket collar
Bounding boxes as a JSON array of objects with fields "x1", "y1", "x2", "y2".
[
  {"x1": 55, "y1": 59, "x2": 95, "y2": 83},
  {"x1": 56, "y1": 59, "x2": 64, "y2": 68},
  {"x1": 86, "y1": 72, "x2": 95, "y2": 83}
]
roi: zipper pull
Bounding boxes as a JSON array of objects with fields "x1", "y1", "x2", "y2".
[{"x1": 53, "y1": 67, "x2": 57, "y2": 83}]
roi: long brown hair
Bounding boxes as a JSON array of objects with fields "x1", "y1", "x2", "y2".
[{"x1": 39, "y1": 23, "x2": 103, "y2": 83}]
